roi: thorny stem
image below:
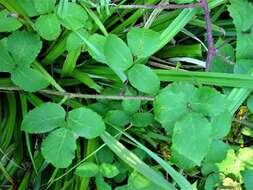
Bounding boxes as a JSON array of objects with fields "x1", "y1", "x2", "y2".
[
  {"x1": 200, "y1": 0, "x2": 216, "y2": 71},
  {"x1": 0, "y1": 87, "x2": 154, "y2": 101}
]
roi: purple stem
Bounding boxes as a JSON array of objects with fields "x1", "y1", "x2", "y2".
[{"x1": 200, "y1": 0, "x2": 216, "y2": 71}]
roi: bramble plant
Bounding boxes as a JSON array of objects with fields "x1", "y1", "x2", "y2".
[{"x1": 1, "y1": 0, "x2": 253, "y2": 190}]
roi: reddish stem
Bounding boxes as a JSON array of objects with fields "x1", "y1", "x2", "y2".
[{"x1": 200, "y1": 0, "x2": 216, "y2": 71}]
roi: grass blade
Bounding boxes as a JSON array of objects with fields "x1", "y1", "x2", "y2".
[{"x1": 100, "y1": 131, "x2": 176, "y2": 190}]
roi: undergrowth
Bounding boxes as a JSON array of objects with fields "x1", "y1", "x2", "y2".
[{"x1": 1, "y1": 0, "x2": 253, "y2": 189}]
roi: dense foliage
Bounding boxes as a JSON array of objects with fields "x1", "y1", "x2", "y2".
[{"x1": 1, "y1": 0, "x2": 253, "y2": 189}]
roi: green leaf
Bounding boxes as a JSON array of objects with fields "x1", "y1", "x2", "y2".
[
  {"x1": 172, "y1": 113, "x2": 212, "y2": 166},
  {"x1": 16, "y1": 0, "x2": 38, "y2": 17},
  {"x1": 21, "y1": 102, "x2": 65, "y2": 133},
  {"x1": 191, "y1": 87, "x2": 227, "y2": 117},
  {"x1": 11, "y1": 67, "x2": 49, "y2": 92},
  {"x1": 128, "y1": 64, "x2": 160, "y2": 94},
  {"x1": 228, "y1": 0, "x2": 253, "y2": 32},
  {"x1": 41, "y1": 128, "x2": 77, "y2": 168},
  {"x1": 204, "y1": 173, "x2": 221, "y2": 190},
  {"x1": 0, "y1": 39, "x2": 15, "y2": 72},
  {"x1": 215, "y1": 149, "x2": 243, "y2": 177},
  {"x1": 104, "y1": 34, "x2": 133, "y2": 72},
  {"x1": 67, "y1": 107, "x2": 105, "y2": 139},
  {"x1": 57, "y1": 2, "x2": 88, "y2": 31},
  {"x1": 154, "y1": 83, "x2": 193, "y2": 128},
  {"x1": 75, "y1": 162, "x2": 99, "y2": 177},
  {"x1": 234, "y1": 59, "x2": 253, "y2": 74},
  {"x1": 204, "y1": 140, "x2": 229, "y2": 163},
  {"x1": 171, "y1": 149, "x2": 196, "y2": 169},
  {"x1": 105, "y1": 110, "x2": 130, "y2": 127},
  {"x1": 99, "y1": 163, "x2": 119, "y2": 178},
  {"x1": 242, "y1": 170, "x2": 253, "y2": 190},
  {"x1": 238, "y1": 147, "x2": 253, "y2": 170},
  {"x1": 0, "y1": 9, "x2": 22, "y2": 32},
  {"x1": 127, "y1": 28, "x2": 160, "y2": 58},
  {"x1": 96, "y1": 147, "x2": 114, "y2": 164},
  {"x1": 122, "y1": 98, "x2": 141, "y2": 114},
  {"x1": 35, "y1": 14, "x2": 61, "y2": 41},
  {"x1": 34, "y1": 0, "x2": 57, "y2": 14},
  {"x1": 228, "y1": 0, "x2": 253, "y2": 60},
  {"x1": 87, "y1": 34, "x2": 107, "y2": 63},
  {"x1": 66, "y1": 29, "x2": 87, "y2": 51},
  {"x1": 128, "y1": 171, "x2": 167, "y2": 190},
  {"x1": 7, "y1": 31, "x2": 42, "y2": 66},
  {"x1": 211, "y1": 39, "x2": 234, "y2": 73},
  {"x1": 95, "y1": 174, "x2": 112, "y2": 190},
  {"x1": 131, "y1": 112, "x2": 154, "y2": 127},
  {"x1": 247, "y1": 95, "x2": 253, "y2": 113},
  {"x1": 211, "y1": 111, "x2": 232, "y2": 139}
]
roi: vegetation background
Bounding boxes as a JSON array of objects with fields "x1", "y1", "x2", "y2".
[{"x1": 1, "y1": 0, "x2": 253, "y2": 189}]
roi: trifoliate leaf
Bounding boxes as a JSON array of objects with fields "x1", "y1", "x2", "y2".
[
  {"x1": 242, "y1": 170, "x2": 253, "y2": 190},
  {"x1": 41, "y1": 128, "x2": 77, "y2": 168},
  {"x1": 204, "y1": 140, "x2": 229, "y2": 163},
  {"x1": 104, "y1": 34, "x2": 133, "y2": 72},
  {"x1": 0, "y1": 9, "x2": 22, "y2": 32},
  {"x1": 57, "y1": 2, "x2": 88, "y2": 31},
  {"x1": 21, "y1": 102, "x2": 66, "y2": 133},
  {"x1": 127, "y1": 28, "x2": 159, "y2": 58},
  {"x1": 34, "y1": 0, "x2": 57, "y2": 14},
  {"x1": 35, "y1": 14, "x2": 61, "y2": 41},
  {"x1": 100, "y1": 163, "x2": 119, "y2": 178},
  {"x1": 75, "y1": 162, "x2": 99, "y2": 177},
  {"x1": 154, "y1": 84, "x2": 190, "y2": 128},
  {"x1": 172, "y1": 113, "x2": 212, "y2": 166},
  {"x1": 211, "y1": 111, "x2": 232, "y2": 139},
  {"x1": 0, "y1": 39, "x2": 15, "y2": 72},
  {"x1": 67, "y1": 107, "x2": 105, "y2": 139},
  {"x1": 11, "y1": 67, "x2": 49, "y2": 92},
  {"x1": 7, "y1": 31, "x2": 42, "y2": 67},
  {"x1": 128, "y1": 64, "x2": 160, "y2": 94},
  {"x1": 191, "y1": 87, "x2": 227, "y2": 117}
]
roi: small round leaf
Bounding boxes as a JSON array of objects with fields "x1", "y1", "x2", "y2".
[
  {"x1": 35, "y1": 14, "x2": 61, "y2": 41},
  {"x1": 99, "y1": 163, "x2": 119, "y2": 178},
  {"x1": 128, "y1": 64, "x2": 160, "y2": 94},
  {"x1": 41, "y1": 128, "x2": 77, "y2": 168},
  {"x1": 75, "y1": 162, "x2": 99, "y2": 177},
  {"x1": 67, "y1": 107, "x2": 105, "y2": 139},
  {"x1": 21, "y1": 102, "x2": 66, "y2": 133}
]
